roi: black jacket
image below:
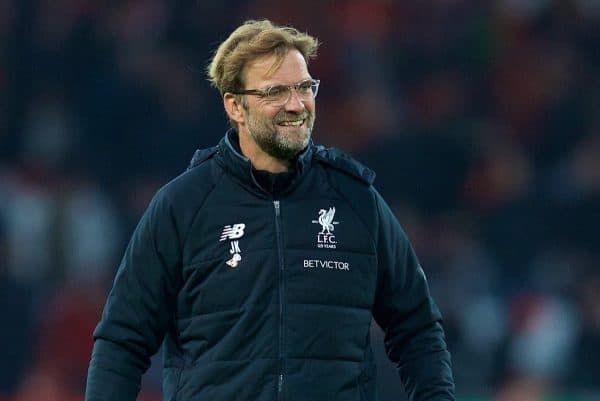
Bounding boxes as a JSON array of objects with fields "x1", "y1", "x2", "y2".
[{"x1": 86, "y1": 130, "x2": 455, "y2": 401}]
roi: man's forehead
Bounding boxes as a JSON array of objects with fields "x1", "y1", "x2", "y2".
[{"x1": 243, "y1": 50, "x2": 309, "y2": 86}]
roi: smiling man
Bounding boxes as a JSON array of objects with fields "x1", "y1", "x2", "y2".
[
  {"x1": 85, "y1": 19, "x2": 455, "y2": 401},
  {"x1": 226, "y1": 49, "x2": 316, "y2": 169}
]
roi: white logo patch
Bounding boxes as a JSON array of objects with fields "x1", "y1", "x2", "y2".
[
  {"x1": 226, "y1": 252, "x2": 241, "y2": 268},
  {"x1": 311, "y1": 207, "x2": 339, "y2": 249},
  {"x1": 220, "y1": 224, "x2": 245, "y2": 267},
  {"x1": 220, "y1": 223, "x2": 246, "y2": 241}
]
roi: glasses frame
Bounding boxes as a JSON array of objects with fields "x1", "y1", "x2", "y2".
[{"x1": 231, "y1": 78, "x2": 320, "y2": 105}]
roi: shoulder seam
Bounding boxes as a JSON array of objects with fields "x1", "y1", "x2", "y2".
[{"x1": 313, "y1": 147, "x2": 375, "y2": 185}]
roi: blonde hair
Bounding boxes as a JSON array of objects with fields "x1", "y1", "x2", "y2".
[{"x1": 207, "y1": 19, "x2": 319, "y2": 95}]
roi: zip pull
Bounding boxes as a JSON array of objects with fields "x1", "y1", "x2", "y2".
[
  {"x1": 274, "y1": 200, "x2": 280, "y2": 216},
  {"x1": 278, "y1": 374, "x2": 284, "y2": 392}
]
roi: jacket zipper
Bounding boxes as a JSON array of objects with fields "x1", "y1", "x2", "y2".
[{"x1": 273, "y1": 200, "x2": 286, "y2": 399}]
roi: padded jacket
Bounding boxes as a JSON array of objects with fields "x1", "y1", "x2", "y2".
[{"x1": 85, "y1": 130, "x2": 455, "y2": 401}]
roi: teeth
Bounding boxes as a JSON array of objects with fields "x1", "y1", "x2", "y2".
[{"x1": 279, "y1": 120, "x2": 304, "y2": 126}]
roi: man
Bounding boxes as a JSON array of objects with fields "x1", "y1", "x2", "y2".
[{"x1": 85, "y1": 19, "x2": 455, "y2": 401}]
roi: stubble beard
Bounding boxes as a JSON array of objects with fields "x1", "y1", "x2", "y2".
[{"x1": 245, "y1": 109, "x2": 315, "y2": 162}]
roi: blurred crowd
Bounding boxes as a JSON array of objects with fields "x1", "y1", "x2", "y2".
[{"x1": 1, "y1": 1, "x2": 599, "y2": 400}]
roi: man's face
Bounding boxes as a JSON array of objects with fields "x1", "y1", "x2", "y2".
[{"x1": 239, "y1": 49, "x2": 316, "y2": 161}]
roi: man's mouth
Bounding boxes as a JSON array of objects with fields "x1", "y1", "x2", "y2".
[{"x1": 278, "y1": 119, "x2": 305, "y2": 127}]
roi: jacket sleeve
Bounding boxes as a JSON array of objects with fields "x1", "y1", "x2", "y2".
[
  {"x1": 371, "y1": 190, "x2": 455, "y2": 401},
  {"x1": 85, "y1": 188, "x2": 183, "y2": 401}
]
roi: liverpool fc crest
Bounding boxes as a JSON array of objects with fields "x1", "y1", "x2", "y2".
[{"x1": 311, "y1": 207, "x2": 339, "y2": 249}]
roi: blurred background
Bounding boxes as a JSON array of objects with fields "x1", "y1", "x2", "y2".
[{"x1": 1, "y1": 1, "x2": 599, "y2": 400}]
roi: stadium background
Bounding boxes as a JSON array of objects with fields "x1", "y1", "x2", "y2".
[{"x1": 1, "y1": 1, "x2": 599, "y2": 400}]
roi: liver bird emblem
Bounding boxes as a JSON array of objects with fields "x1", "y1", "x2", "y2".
[{"x1": 317, "y1": 207, "x2": 336, "y2": 234}]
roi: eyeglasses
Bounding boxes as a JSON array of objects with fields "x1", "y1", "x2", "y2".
[{"x1": 232, "y1": 78, "x2": 320, "y2": 106}]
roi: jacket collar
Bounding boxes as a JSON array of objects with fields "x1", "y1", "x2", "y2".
[{"x1": 215, "y1": 129, "x2": 315, "y2": 196}]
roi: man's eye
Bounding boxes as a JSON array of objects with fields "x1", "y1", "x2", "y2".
[
  {"x1": 267, "y1": 86, "x2": 286, "y2": 97},
  {"x1": 298, "y1": 81, "x2": 313, "y2": 91}
]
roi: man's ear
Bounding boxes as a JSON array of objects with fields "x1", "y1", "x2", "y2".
[{"x1": 223, "y1": 93, "x2": 246, "y2": 125}]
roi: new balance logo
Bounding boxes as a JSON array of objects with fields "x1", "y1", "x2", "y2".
[{"x1": 220, "y1": 224, "x2": 246, "y2": 241}]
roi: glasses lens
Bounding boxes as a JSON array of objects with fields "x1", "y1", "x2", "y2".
[
  {"x1": 266, "y1": 86, "x2": 290, "y2": 105},
  {"x1": 310, "y1": 80, "x2": 320, "y2": 98},
  {"x1": 264, "y1": 80, "x2": 320, "y2": 105},
  {"x1": 296, "y1": 80, "x2": 314, "y2": 97}
]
